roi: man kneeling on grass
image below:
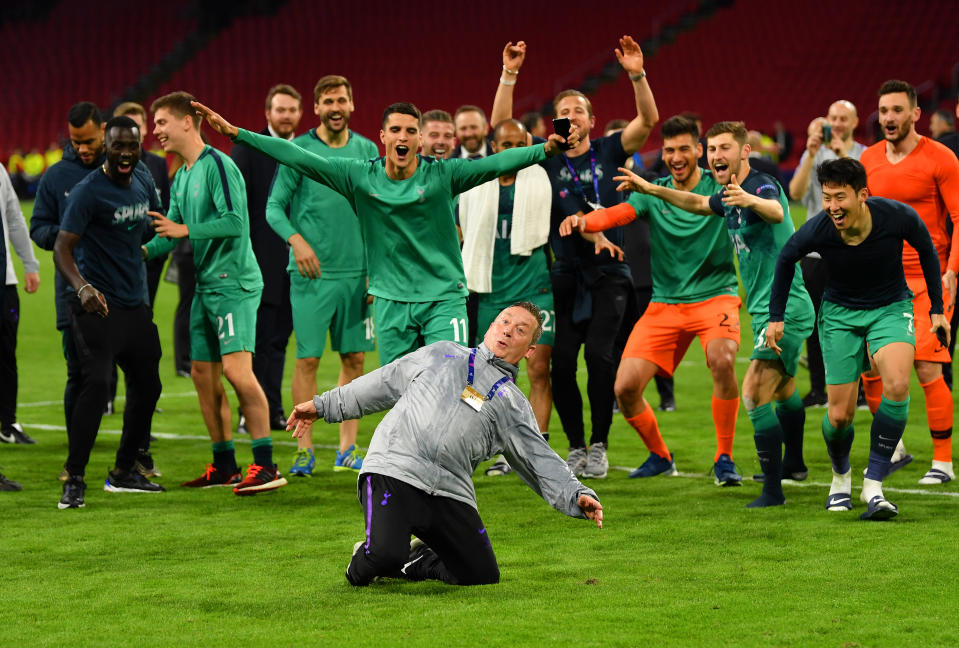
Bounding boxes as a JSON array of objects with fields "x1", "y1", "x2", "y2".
[{"x1": 286, "y1": 302, "x2": 603, "y2": 585}]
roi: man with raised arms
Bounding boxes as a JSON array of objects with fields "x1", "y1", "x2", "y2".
[
  {"x1": 768, "y1": 158, "x2": 948, "y2": 519},
  {"x1": 609, "y1": 121, "x2": 815, "y2": 505},
  {"x1": 491, "y1": 37, "x2": 660, "y2": 479},
  {"x1": 192, "y1": 99, "x2": 579, "y2": 366}
]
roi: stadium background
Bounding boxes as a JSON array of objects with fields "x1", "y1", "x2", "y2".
[
  {"x1": 3, "y1": 2, "x2": 959, "y2": 646},
  {"x1": 3, "y1": 0, "x2": 958, "y2": 166}
]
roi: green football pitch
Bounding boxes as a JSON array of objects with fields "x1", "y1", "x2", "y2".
[{"x1": 3, "y1": 200, "x2": 957, "y2": 647}]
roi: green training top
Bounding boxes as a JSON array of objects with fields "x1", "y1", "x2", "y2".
[
  {"x1": 706, "y1": 168, "x2": 810, "y2": 320},
  {"x1": 266, "y1": 129, "x2": 378, "y2": 279},
  {"x1": 627, "y1": 169, "x2": 738, "y2": 303},
  {"x1": 488, "y1": 184, "x2": 551, "y2": 302},
  {"x1": 145, "y1": 146, "x2": 262, "y2": 293},
  {"x1": 234, "y1": 128, "x2": 549, "y2": 302}
]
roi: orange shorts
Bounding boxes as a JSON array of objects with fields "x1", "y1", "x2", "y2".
[
  {"x1": 907, "y1": 275, "x2": 954, "y2": 362},
  {"x1": 622, "y1": 294, "x2": 742, "y2": 375}
]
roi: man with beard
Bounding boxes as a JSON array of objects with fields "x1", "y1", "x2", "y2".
[
  {"x1": 609, "y1": 121, "x2": 815, "y2": 505},
  {"x1": 231, "y1": 84, "x2": 303, "y2": 434},
  {"x1": 788, "y1": 100, "x2": 865, "y2": 408},
  {"x1": 194, "y1": 99, "x2": 579, "y2": 369},
  {"x1": 421, "y1": 110, "x2": 455, "y2": 159},
  {"x1": 30, "y1": 102, "x2": 108, "y2": 452},
  {"x1": 769, "y1": 158, "x2": 949, "y2": 519},
  {"x1": 859, "y1": 80, "x2": 959, "y2": 485},
  {"x1": 559, "y1": 116, "x2": 745, "y2": 485},
  {"x1": 266, "y1": 75, "x2": 378, "y2": 476},
  {"x1": 452, "y1": 105, "x2": 491, "y2": 160},
  {"x1": 492, "y1": 36, "x2": 660, "y2": 480},
  {"x1": 53, "y1": 116, "x2": 165, "y2": 508}
]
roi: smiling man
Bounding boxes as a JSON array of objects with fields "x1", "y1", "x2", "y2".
[
  {"x1": 558, "y1": 115, "x2": 742, "y2": 485},
  {"x1": 420, "y1": 109, "x2": 455, "y2": 159},
  {"x1": 859, "y1": 80, "x2": 959, "y2": 485},
  {"x1": 193, "y1": 99, "x2": 578, "y2": 366},
  {"x1": 768, "y1": 158, "x2": 949, "y2": 519},
  {"x1": 145, "y1": 91, "x2": 287, "y2": 496},
  {"x1": 53, "y1": 116, "x2": 165, "y2": 509},
  {"x1": 285, "y1": 302, "x2": 603, "y2": 586},
  {"x1": 604, "y1": 121, "x2": 815, "y2": 504},
  {"x1": 266, "y1": 75, "x2": 378, "y2": 476}
]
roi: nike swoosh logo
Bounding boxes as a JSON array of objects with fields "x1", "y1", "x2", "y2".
[
  {"x1": 401, "y1": 554, "x2": 424, "y2": 575},
  {"x1": 0, "y1": 430, "x2": 15, "y2": 443},
  {"x1": 831, "y1": 497, "x2": 850, "y2": 504}
]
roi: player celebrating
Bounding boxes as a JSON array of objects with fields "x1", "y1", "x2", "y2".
[
  {"x1": 53, "y1": 116, "x2": 165, "y2": 508},
  {"x1": 768, "y1": 158, "x2": 949, "y2": 519},
  {"x1": 559, "y1": 115, "x2": 744, "y2": 485},
  {"x1": 610, "y1": 121, "x2": 815, "y2": 505},
  {"x1": 192, "y1": 99, "x2": 579, "y2": 366},
  {"x1": 266, "y1": 75, "x2": 378, "y2": 476},
  {"x1": 859, "y1": 80, "x2": 959, "y2": 485},
  {"x1": 145, "y1": 91, "x2": 287, "y2": 495},
  {"x1": 286, "y1": 303, "x2": 602, "y2": 586}
]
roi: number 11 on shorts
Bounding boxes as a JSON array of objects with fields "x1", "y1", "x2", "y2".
[{"x1": 450, "y1": 317, "x2": 467, "y2": 343}]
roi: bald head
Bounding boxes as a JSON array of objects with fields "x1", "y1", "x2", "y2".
[{"x1": 827, "y1": 100, "x2": 859, "y2": 142}]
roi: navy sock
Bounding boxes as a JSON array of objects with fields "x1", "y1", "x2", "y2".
[
  {"x1": 251, "y1": 436, "x2": 274, "y2": 468},
  {"x1": 776, "y1": 391, "x2": 806, "y2": 471},
  {"x1": 212, "y1": 440, "x2": 237, "y2": 473},
  {"x1": 865, "y1": 397, "x2": 909, "y2": 481},
  {"x1": 822, "y1": 415, "x2": 854, "y2": 474},
  {"x1": 748, "y1": 404, "x2": 784, "y2": 496}
]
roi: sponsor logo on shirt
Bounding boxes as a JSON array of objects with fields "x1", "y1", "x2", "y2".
[
  {"x1": 756, "y1": 184, "x2": 776, "y2": 195},
  {"x1": 112, "y1": 201, "x2": 150, "y2": 225}
]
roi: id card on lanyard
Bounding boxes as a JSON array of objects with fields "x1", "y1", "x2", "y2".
[
  {"x1": 563, "y1": 145, "x2": 602, "y2": 212},
  {"x1": 460, "y1": 348, "x2": 512, "y2": 412}
]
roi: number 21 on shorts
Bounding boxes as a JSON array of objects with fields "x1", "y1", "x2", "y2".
[{"x1": 217, "y1": 312, "x2": 235, "y2": 340}]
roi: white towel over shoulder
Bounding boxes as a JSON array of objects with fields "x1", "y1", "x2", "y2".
[{"x1": 459, "y1": 165, "x2": 552, "y2": 293}]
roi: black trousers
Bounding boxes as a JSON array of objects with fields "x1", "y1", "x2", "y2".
[
  {"x1": 800, "y1": 256, "x2": 827, "y2": 394},
  {"x1": 0, "y1": 286, "x2": 19, "y2": 425},
  {"x1": 65, "y1": 299, "x2": 162, "y2": 476},
  {"x1": 253, "y1": 278, "x2": 293, "y2": 420},
  {"x1": 550, "y1": 271, "x2": 631, "y2": 448},
  {"x1": 347, "y1": 473, "x2": 499, "y2": 586}
]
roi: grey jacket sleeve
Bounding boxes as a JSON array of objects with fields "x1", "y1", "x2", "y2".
[
  {"x1": 313, "y1": 345, "x2": 431, "y2": 422},
  {"x1": 0, "y1": 167, "x2": 38, "y2": 276},
  {"x1": 497, "y1": 393, "x2": 598, "y2": 519}
]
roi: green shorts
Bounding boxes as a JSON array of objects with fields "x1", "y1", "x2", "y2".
[
  {"x1": 373, "y1": 295, "x2": 467, "y2": 366},
  {"x1": 190, "y1": 288, "x2": 260, "y2": 362},
  {"x1": 477, "y1": 288, "x2": 555, "y2": 347},
  {"x1": 819, "y1": 299, "x2": 915, "y2": 385},
  {"x1": 750, "y1": 294, "x2": 815, "y2": 376},
  {"x1": 290, "y1": 273, "x2": 375, "y2": 359}
]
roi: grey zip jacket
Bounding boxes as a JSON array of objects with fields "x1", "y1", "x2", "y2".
[{"x1": 313, "y1": 341, "x2": 598, "y2": 518}]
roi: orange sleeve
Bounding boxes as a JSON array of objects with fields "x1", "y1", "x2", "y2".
[
  {"x1": 934, "y1": 146, "x2": 959, "y2": 274},
  {"x1": 582, "y1": 202, "x2": 637, "y2": 232}
]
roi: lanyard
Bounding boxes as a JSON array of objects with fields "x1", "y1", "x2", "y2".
[
  {"x1": 467, "y1": 348, "x2": 512, "y2": 400},
  {"x1": 563, "y1": 145, "x2": 601, "y2": 208}
]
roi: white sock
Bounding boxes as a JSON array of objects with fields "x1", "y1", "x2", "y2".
[
  {"x1": 861, "y1": 477, "x2": 883, "y2": 503},
  {"x1": 830, "y1": 469, "x2": 852, "y2": 496},
  {"x1": 890, "y1": 438, "x2": 907, "y2": 463}
]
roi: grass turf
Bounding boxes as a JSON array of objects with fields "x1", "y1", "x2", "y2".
[{"x1": 3, "y1": 200, "x2": 958, "y2": 647}]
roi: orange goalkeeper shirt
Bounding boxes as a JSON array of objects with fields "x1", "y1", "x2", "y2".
[{"x1": 860, "y1": 136, "x2": 959, "y2": 277}]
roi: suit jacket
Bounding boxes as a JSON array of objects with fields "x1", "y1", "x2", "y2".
[{"x1": 230, "y1": 126, "x2": 290, "y2": 306}]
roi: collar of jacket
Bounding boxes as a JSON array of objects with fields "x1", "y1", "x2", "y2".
[{"x1": 476, "y1": 342, "x2": 519, "y2": 381}]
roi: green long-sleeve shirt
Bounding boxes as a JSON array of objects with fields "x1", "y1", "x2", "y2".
[
  {"x1": 266, "y1": 129, "x2": 377, "y2": 279},
  {"x1": 233, "y1": 128, "x2": 548, "y2": 302},
  {"x1": 145, "y1": 146, "x2": 262, "y2": 293}
]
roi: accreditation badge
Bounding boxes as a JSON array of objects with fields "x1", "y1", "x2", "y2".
[{"x1": 460, "y1": 385, "x2": 485, "y2": 411}]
